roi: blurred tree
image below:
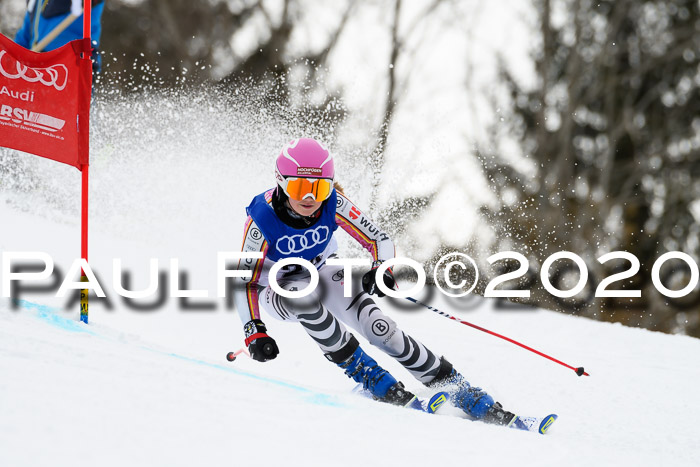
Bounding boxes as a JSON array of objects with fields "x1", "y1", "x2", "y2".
[
  {"x1": 101, "y1": 0, "x2": 446, "y2": 236},
  {"x1": 368, "y1": 0, "x2": 446, "y2": 212},
  {"x1": 100, "y1": 0, "x2": 264, "y2": 87},
  {"x1": 0, "y1": 0, "x2": 26, "y2": 34},
  {"x1": 480, "y1": 0, "x2": 700, "y2": 336},
  {"x1": 99, "y1": 0, "x2": 351, "y2": 137}
]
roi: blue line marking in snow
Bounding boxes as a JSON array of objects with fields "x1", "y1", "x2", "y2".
[
  {"x1": 15, "y1": 299, "x2": 346, "y2": 408},
  {"x1": 164, "y1": 351, "x2": 346, "y2": 408},
  {"x1": 14, "y1": 299, "x2": 96, "y2": 335}
]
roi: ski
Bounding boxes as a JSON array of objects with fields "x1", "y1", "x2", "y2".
[
  {"x1": 353, "y1": 384, "x2": 449, "y2": 414},
  {"x1": 353, "y1": 384, "x2": 557, "y2": 434},
  {"x1": 508, "y1": 413, "x2": 558, "y2": 435},
  {"x1": 419, "y1": 391, "x2": 450, "y2": 414}
]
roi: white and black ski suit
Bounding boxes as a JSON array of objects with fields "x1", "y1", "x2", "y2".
[{"x1": 234, "y1": 188, "x2": 442, "y2": 383}]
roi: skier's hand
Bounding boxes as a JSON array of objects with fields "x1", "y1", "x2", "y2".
[
  {"x1": 244, "y1": 319, "x2": 279, "y2": 362},
  {"x1": 362, "y1": 260, "x2": 397, "y2": 297}
]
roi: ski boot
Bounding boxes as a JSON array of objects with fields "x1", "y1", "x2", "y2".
[
  {"x1": 326, "y1": 337, "x2": 420, "y2": 408},
  {"x1": 427, "y1": 357, "x2": 515, "y2": 424},
  {"x1": 483, "y1": 402, "x2": 518, "y2": 427}
]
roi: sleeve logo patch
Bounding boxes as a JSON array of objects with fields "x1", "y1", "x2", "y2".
[{"x1": 250, "y1": 228, "x2": 262, "y2": 241}]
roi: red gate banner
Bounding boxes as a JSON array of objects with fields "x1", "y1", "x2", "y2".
[{"x1": 0, "y1": 33, "x2": 91, "y2": 170}]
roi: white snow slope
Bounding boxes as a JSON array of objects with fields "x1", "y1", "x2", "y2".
[
  {"x1": 1, "y1": 88, "x2": 699, "y2": 466},
  {"x1": 1, "y1": 202, "x2": 700, "y2": 467}
]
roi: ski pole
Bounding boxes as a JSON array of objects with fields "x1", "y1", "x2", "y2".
[
  {"x1": 31, "y1": 13, "x2": 81, "y2": 52},
  {"x1": 226, "y1": 348, "x2": 250, "y2": 362},
  {"x1": 405, "y1": 296, "x2": 589, "y2": 377}
]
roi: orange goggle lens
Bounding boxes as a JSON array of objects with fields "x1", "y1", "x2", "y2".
[{"x1": 284, "y1": 178, "x2": 333, "y2": 201}]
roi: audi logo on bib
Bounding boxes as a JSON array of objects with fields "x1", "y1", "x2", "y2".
[{"x1": 276, "y1": 226, "x2": 330, "y2": 255}]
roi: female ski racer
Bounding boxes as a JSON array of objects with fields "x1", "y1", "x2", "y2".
[{"x1": 234, "y1": 138, "x2": 515, "y2": 424}]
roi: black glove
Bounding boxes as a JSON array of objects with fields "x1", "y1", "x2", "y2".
[
  {"x1": 244, "y1": 319, "x2": 279, "y2": 362},
  {"x1": 362, "y1": 260, "x2": 397, "y2": 297}
]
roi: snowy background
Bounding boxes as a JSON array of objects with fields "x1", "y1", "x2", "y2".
[
  {"x1": 2, "y1": 253, "x2": 700, "y2": 466},
  {"x1": 0, "y1": 0, "x2": 535, "y2": 261},
  {"x1": 1, "y1": 173, "x2": 700, "y2": 466},
  {"x1": 0, "y1": 205, "x2": 700, "y2": 466},
  {"x1": 2, "y1": 1, "x2": 700, "y2": 465}
]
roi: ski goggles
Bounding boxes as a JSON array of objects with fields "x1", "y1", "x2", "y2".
[{"x1": 280, "y1": 176, "x2": 334, "y2": 201}]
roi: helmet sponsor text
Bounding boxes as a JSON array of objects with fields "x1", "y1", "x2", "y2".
[{"x1": 297, "y1": 167, "x2": 323, "y2": 176}]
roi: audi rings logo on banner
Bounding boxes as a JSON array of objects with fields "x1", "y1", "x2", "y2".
[
  {"x1": 0, "y1": 51, "x2": 69, "y2": 91},
  {"x1": 276, "y1": 226, "x2": 330, "y2": 255}
]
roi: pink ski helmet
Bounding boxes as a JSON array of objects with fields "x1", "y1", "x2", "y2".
[{"x1": 275, "y1": 138, "x2": 335, "y2": 201}]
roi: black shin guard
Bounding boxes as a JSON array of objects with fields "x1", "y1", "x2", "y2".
[
  {"x1": 425, "y1": 356, "x2": 454, "y2": 387},
  {"x1": 324, "y1": 335, "x2": 360, "y2": 364}
]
